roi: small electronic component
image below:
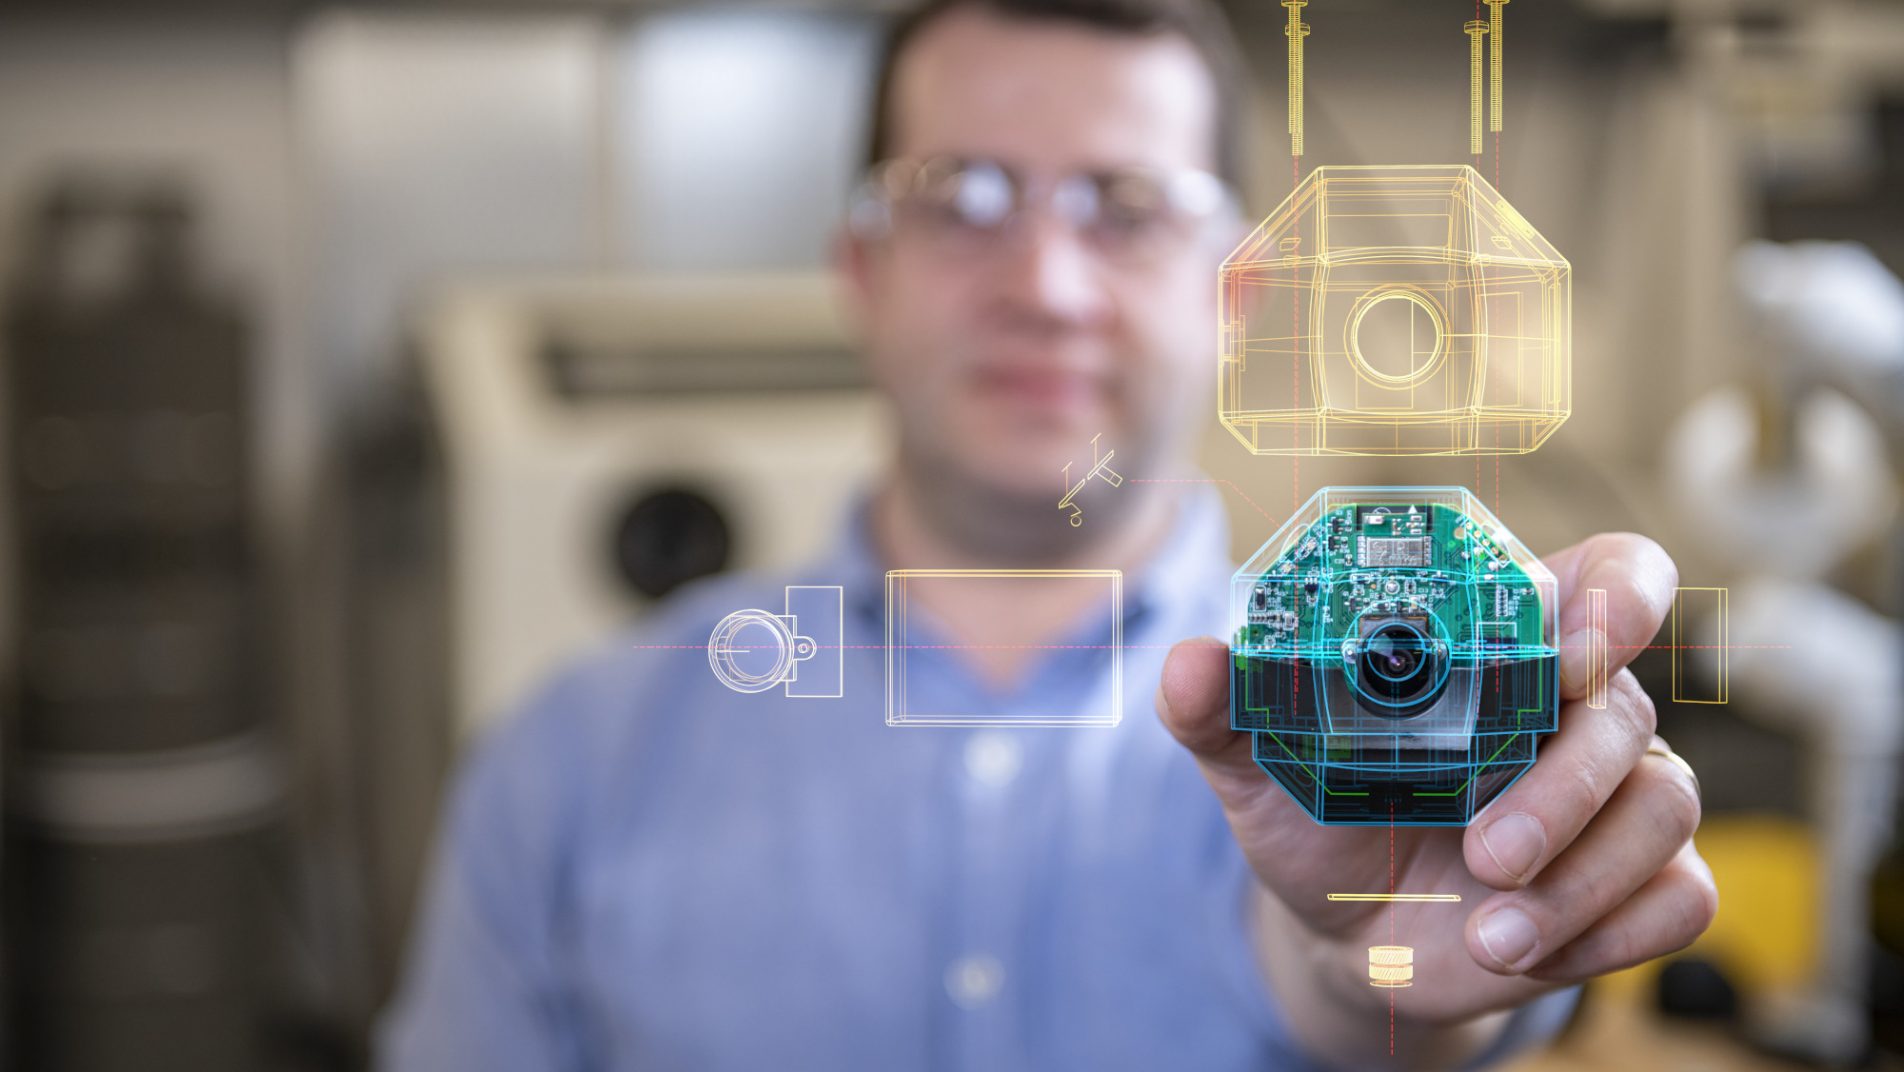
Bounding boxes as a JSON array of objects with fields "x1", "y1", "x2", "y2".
[{"x1": 1358, "y1": 536, "x2": 1432, "y2": 568}]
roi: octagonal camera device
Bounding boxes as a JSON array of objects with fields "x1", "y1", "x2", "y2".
[{"x1": 1230, "y1": 487, "x2": 1559, "y2": 826}]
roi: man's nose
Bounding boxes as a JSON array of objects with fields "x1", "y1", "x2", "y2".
[{"x1": 993, "y1": 216, "x2": 1113, "y2": 327}]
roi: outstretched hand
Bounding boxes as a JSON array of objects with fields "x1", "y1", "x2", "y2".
[{"x1": 1156, "y1": 532, "x2": 1716, "y2": 1041}]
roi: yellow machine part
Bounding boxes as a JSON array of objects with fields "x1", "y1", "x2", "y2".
[{"x1": 1602, "y1": 815, "x2": 1818, "y2": 998}]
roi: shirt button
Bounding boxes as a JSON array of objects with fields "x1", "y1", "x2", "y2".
[
  {"x1": 963, "y1": 731, "x2": 1022, "y2": 788},
  {"x1": 944, "y1": 954, "x2": 1004, "y2": 1008}
]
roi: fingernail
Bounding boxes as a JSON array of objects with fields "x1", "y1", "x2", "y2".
[
  {"x1": 1558, "y1": 628, "x2": 1601, "y2": 694},
  {"x1": 1480, "y1": 811, "x2": 1547, "y2": 884},
  {"x1": 1476, "y1": 906, "x2": 1540, "y2": 972}
]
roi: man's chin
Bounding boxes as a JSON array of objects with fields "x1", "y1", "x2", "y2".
[
  {"x1": 919, "y1": 411, "x2": 1131, "y2": 499},
  {"x1": 968, "y1": 449, "x2": 1100, "y2": 508},
  {"x1": 897, "y1": 437, "x2": 1144, "y2": 557}
]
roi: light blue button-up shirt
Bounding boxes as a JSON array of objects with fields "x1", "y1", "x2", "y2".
[{"x1": 381, "y1": 489, "x2": 1574, "y2": 1070}]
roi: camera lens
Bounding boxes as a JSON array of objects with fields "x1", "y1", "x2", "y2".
[
  {"x1": 1355, "y1": 620, "x2": 1445, "y2": 715},
  {"x1": 1366, "y1": 623, "x2": 1426, "y2": 682}
]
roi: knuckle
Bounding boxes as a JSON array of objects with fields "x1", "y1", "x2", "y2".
[
  {"x1": 1592, "y1": 532, "x2": 1678, "y2": 624},
  {"x1": 1603, "y1": 531, "x2": 1679, "y2": 590},
  {"x1": 1691, "y1": 864, "x2": 1720, "y2": 932},
  {"x1": 1558, "y1": 759, "x2": 1608, "y2": 828},
  {"x1": 1666, "y1": 866, "x2": 1720, "y2": 952},
  {"x1": 1593, "y1": 916, "x2": 1647, "y2": 971},
  {"x1": 1641, "y1": 752, "x2": 1703, "y2": 842},
  {"x1": 1567, "y1": 863, "x2": 1620, "y2": 922},
  {"x1": 1631, "y1": 533, "x2": 1678, "y2": 585},
  {"x1": 1673, "y1": 773, "x2": 1704, "y2": 840},
  {"x1": 1586, "y1": 531, "x2": 1645, "y2": 559},
  {"x1": 1539, "y1": 849, "x2": 1619, "y2": 921}
]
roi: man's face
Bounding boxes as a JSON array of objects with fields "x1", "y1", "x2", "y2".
[{"x1": 840, "y1": 8, "x2": 1230, "y2": 505}]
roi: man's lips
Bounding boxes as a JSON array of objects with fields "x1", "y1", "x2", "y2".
[{"x1": 971, "y1": 366, "x2": 1109, "y2": 410}]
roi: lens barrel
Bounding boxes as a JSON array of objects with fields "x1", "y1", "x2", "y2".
[{"x1": 1354, "y1": 619, "x2": 1446, "y2": 716}]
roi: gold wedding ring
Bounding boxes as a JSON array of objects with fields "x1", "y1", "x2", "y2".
[{"x1": 1644, "y1": 739, "x2": 1700, "y2": 799}]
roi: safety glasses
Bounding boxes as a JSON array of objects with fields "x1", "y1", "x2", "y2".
[{"x1": 848, "y1": 155, "x2": 1238, "y2": 268}]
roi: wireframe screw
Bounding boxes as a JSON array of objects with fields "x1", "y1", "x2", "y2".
[
  {"x1": 1464, "y1": 20, "x2": 1488, "y2": 154},
  {"x1": 1484, "y1": 0, "x2": 1509, "y2": 132},
  {"x1": 1283, "y1": 0, "x2": 1311, "y2": 157}
]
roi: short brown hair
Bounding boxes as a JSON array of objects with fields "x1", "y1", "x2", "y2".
[{"x1": 865, "y1": 0, "x2": 1250, "y2": 191}]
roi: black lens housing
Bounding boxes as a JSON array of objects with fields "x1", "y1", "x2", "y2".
[{"x1": 1354, "y1": 619, "x2": 1448, "y2": 718}]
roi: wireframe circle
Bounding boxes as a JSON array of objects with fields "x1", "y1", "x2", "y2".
[
  {"x1": 707, "y1": 609, "x2": 794, "y2": 694},
  {"x1": 1345, "y1": 609, "x2": 1453, "y2": 719},
  {"x1": 1348, "y1": 287, "x2": 1449, "y2": 388}
]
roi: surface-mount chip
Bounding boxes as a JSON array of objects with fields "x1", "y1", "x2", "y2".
[{"x1": 1358, "y1": 536, "x2": 1432, "y2": 568}]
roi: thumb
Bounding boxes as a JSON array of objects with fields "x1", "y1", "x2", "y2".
[
  {"x1": 1546, "y1": 532, "x2": 1678, "y2": 700},
  {"x1": 1158, "y1": 636, "x2": 1377, "y2": 916},
  {"x1": 1156, "y1": 636, "x2": 1270, "y2": 793}
]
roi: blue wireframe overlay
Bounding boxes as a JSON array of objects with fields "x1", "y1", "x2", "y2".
[{"x1": 1230, "y1": 487, "x2": 1558, "y2": 826}]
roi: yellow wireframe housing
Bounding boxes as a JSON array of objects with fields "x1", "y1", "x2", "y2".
[{"x1": 1219, "y1": 165, "x2": 1570, "y2": 457}]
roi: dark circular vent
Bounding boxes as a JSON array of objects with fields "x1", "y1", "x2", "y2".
[{"x1": 609, "y1": 486, "x2": 732, "y2": 600}]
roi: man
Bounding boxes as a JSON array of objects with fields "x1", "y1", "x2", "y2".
[{"x1": 382, "y1": 0, "x2": 1715, "y2": 1067}]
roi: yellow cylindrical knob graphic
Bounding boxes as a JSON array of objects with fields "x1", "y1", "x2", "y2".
[{"x1": 1368, "y1": 945, "x2": 1415, "y2": 988}]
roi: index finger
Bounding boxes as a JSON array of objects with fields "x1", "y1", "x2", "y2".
[
  {"x1": 1542, "y1": 532, "x2": 1678, "y2": 700},
  {"x1": 1156, "y1": 636, "x2": 1261, "y2": 787}
]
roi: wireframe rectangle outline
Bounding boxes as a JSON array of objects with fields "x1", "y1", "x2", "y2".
[
  {"x1": 1586, "y1": 587, "x2": 1610, "y2": 710},
  {"x1": 785, "y1": 585, "x2": 844, "y2": 699},
  {"x1": 885, "y1": 569, "x2": 1123, "y2": 728},
  {"x1": 1670, "y1": 586, "x2": 1729, "y2": 705}
]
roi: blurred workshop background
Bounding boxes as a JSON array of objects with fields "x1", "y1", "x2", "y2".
[{"x1": 0, "y1": 0, "x2": 1898, "y2": 1069}]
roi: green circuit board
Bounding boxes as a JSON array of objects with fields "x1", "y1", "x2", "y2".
[
  {"x1": 1227, "y1": 488, "x2": 1562, "y2": 825},
  {"x1": 1234, "y1": 502, "x2": 1549, "y2": 664}
]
